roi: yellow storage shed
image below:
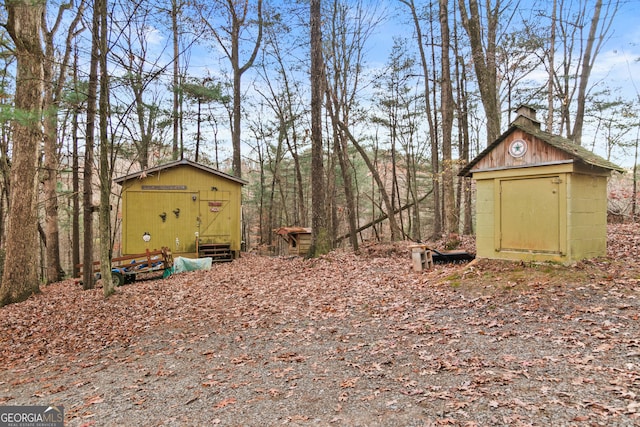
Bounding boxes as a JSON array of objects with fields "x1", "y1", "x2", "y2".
[
  {"x1": 460, "y1": 106, "x2": 624, "y2": 263},
  {"x1": 114, "y1": 159, "x2": 246, "y2": 260}
]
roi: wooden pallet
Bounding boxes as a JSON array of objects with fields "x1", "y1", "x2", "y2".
[{"x1": 198, "y1": 243, "x2": 233, "y2": 262}]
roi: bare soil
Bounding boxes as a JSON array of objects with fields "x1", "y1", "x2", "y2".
[{"x1": 1, "y1": 224, "x2": 640, "y2": 426}]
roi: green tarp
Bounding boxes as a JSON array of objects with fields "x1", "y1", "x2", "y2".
[{"x1": 171, "y1": 256, "x2": 213, "y2": 275}]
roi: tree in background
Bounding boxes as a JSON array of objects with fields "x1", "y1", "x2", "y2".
[
  {"x1": 439, "y1": 0, "x2": 456, "y2": 238},
  {"x1": 401, "y1": 0, "x2": 442, "y2": 237},
  {"x1": 324, "y1": 0, "x2": 381, "y2": 249},
  {"x1": 82, "y1": 0, "x2": 101, "y2": 291},
  {"x1": 97, "y1": 0, "x2": 115, "y2": 297},
  {"x1": 255, "y1": 9, "x2": 308, "y2": 229},
  {"x1": 549, "y1": 0, "x2": 619, "y2": 144},
  {"x1": 457, "y1": 0, "x2": 502, "y2": 144},
  {"x1": 110, "y1": 0, "x2": 173, "y2": 170},
  {"x1": 41, "y1": 0, "x2": 86, "y2": 284},
  {"x1": 198, "y1": 0, "x2": 263, "y2": 178},
  {"x1": 181, "y1": 78, "x2": 227, "y2": 162},
  {"x1": 309, "y1": 0, "x2": 330, "y2": 256},
  {"x1": 371, "y1": 38, "x2": 427, "y2": 241},
  {"x1": 1, "y1": 0, "x2": 46, "y2": 305}
]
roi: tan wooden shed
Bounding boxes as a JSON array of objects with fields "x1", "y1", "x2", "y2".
[
  {"x1": 114, "y1": 159, "x2": 246, "y2": 260},
  {"x1": 460, "y1": 106, "x2": 624, "y2": 263},
  {"x1": 274, "y1": 227, "x2": 312, "y2": 256}
]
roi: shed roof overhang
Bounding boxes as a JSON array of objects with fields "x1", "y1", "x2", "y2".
[
  {"x1": 114, "y1": 159, "x2": 248, "y2": 186},
  {"x1": 459, "y1": 122, "x2": 625, "y2": 178}
]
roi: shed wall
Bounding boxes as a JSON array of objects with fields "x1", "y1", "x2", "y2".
[
  {"x1": 473, "y1": 166, "x2": 609, "y2": 263},
  {"x1": 568, "y1": 174, "x2": 608, "y2": 259},
  {"x1": 475, "y1": 179, "x2": 495, "y2": 258},
  {"x1": 120, "y1": 165, "x2": 243, "y2": 257}
]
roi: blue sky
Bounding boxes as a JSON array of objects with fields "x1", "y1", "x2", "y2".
[{"x1": 141, "y1": 0, "x2": 640, "y2": 167}]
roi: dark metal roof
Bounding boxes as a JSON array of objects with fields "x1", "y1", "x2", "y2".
[
  {"x1": 459, "y1": 122, "x2": 625, "y2": 177},
  {"x1": 114, "y1": 158, "x2": 247, "y2": 185}
]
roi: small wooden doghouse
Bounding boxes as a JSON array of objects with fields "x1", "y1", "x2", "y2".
[
  {"x1": 114, "y1": 159, "x2": 246, "y2": 259},
  {"x1": 459, "y1": 106, "x2": 624, "y2": 263},
  {"x1": 275, "y1": 227, "x2": 312, "y2": 256}
]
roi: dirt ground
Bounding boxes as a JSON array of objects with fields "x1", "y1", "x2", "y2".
[{"x1": 1, "y1": 224, "x2": 640, "y2": 426}]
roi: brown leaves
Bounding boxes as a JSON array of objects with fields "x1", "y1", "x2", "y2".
[
  {"x1": 2, "y1": 226, "x2": 640, "y2": 425},
  {"x1": 213, "y1": 397, "x2": 236, "y2": 409}
]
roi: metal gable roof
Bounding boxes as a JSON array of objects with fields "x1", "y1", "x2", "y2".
[{"x1": 114, "y1": 158, "x2": 248, "y2": 185}]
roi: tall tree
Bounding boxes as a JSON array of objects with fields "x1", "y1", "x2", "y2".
[
  {"x1": 83, "y1": 0, "x2": 101, "y2": 290},
  {"x1": 199, "y1": 0, "x2": 263, "y2": 177},
  {"x1": 452, "y1": 2, "x2": 473, "y2": 235},
  {"x1": 550, "y1": 0, "x2": 619, "y2": 143},
  {"x1": 171, "y1": 0, "x2": 183, "y2": 160},
  {"x1": 309, "y1": 0, "x2": 330, "y2": 256},
  {"x1": 0, "y1": 43, "x2": 14, "y2": 252},
  {"x1": 458, "y1": 0, "x2": 502, "y2": 143},
  {"x1": 371, "y1": 38, "x2": 424, "y2": 240},
  {"x1": 400, "y1": 0, "x2": 442, "y2": 237},
  {"x1": 110, "y1": 0, "x2": 171, "y2": 170},
  {"x1": 255, "y1": 9, "x2": 309, "y2": 228},
  {"x1": 324, "y1": 0, "x2": 380, "y2": 248},
  {"x1": 181, "y1": 78, "x2": 226, "y2": 162},
  {"x1": 41, "y1": 0, "x2": 86, "y2": 284},
  {"x1": 69, "y1": 49, "x2": 85, "y2": 278},
  {"x1": 97, "y1": 0, "x2": 114, "y2": 297},
  {"x1": 1, "y1": 0, "x2": 45, "y2": 305},
  {"x1": 546, "y1": 0, "x2": 557, "y2": 132},
  {"x1": 439, "y1": 0, "x2": 456, "y2": 236},
  {"x1": 570, "y1": 0, "x2": 618, "y2": 145}
]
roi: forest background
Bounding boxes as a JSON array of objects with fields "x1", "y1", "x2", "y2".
[{"x1": 0, "y1": 0, "x2": 639, "y2": 305}]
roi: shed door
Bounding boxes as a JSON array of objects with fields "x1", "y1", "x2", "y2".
[
  {"x1": 499, "y1": 176, "x2": 561, "y2": 253},
  {"x1": 199, "y1": 191, "x2": 231, "y2": 243}
]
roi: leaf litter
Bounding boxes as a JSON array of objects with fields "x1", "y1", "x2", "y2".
[{"x1": 1, "y1": 223, "x2": 639, "y2": 426}]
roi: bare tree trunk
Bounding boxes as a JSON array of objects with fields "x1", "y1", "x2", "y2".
[
  {"x1": 333, "y1": 119, "x2": 402, "y2": 239},
  {"x1": 428, "y1": 4, "x2": 442, "y2": 236},
  {"x1": 546, "y1": 0, "x2": 557, "y2": 132},
  {"x1": 42, "y1": 89, "x2": 64, "y2": 284},
  {"x1": 440, "y1": 0, "x2": 456, "y2": 237},
  {"x1": 72, "y1": 56, "x2": 81, "y2": 278},
  {"x1": 309, "y1": 0, "x2": 330, "y2": 256},
  {"x1": 41, "y1": 0, "x2": 85, "y2": 284},
  {"x1": 458, "y1": 0, "x2": 501, "y2": 142},
  {"x1": 452, "y1": 2, "x2": 473, "y2": 235},
  {"x1": 633, "y1": 136, "x2": 638, "y2": 221},
  {"x1": 172, "y1": 0, "x2": 180, "y2": 160},
  {"x1": 1, "y1": 0, "x2": 45, "y2": 305},
  {"x1": 201, "y1": 0, "x2": 263, "y2": 178},
  {"x1": 98, "y1": 0, "x2": 114, "y2": 297},
  {"x1": 401, "y1": 0, "x2": 441, "y2": 237},
  {"x1": 571, "y1": 0, "x2": 615, "y2": 145},
  {"x1": 0, "y1": 60, "x2": 11, "y2": 250},
  {"x1": 83, "y1": 0, "x2": 101, "y2": 290},
  {"x1": 326, "y1": 96, "x2": 358, "y2": 250}
]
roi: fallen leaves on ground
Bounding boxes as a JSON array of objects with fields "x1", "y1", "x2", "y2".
[{"x1": 1, "y1": 224, "x2": 639, "y2": 426}]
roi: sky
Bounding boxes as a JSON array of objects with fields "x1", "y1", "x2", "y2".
[{"x1": 139, "y1": 0, "x2": 640, "y2": 167}]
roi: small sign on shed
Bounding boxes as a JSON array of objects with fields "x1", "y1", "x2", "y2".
[
  {"x1": 275, "y1": 227, "x2": 312, "y2": 256},
  {"x1": 459, "y1": 105, "x2": 624, "y2": 263}
]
